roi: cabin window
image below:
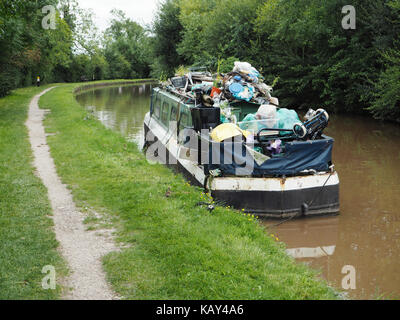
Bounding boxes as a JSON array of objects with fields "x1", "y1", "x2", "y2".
[
  {"x1": 179, "y1": 112, "x2": 189, "y2": 131},
  {"x1": 154, "y1": 99, "x2": 161, "y2": 119},
  {"x1": 170, "y1": 105, "x2": 178, "y2": 123},
  {"x1": 161, "y1": 102, "x2": 169, "y2": 125}
]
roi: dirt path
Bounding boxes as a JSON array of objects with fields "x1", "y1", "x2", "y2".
[{"x1": 26, "y1": 87, "x2": 119, "y2": 300}]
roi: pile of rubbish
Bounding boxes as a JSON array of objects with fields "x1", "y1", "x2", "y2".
[
  {"x1": 222, "y1": 62, "x2": 274, "y2": 105},
  {"x1": 164, "y1": 62, "x2": 330, "y2": 152},
  {"x1": 165, "y1": 62, "x2": 276, "y2": 107}
]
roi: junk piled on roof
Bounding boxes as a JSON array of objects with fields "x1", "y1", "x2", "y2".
[
  {"x1": 163, "y1": 62, "x2": 330, "y2": 148},
  {"x1": 165, "y1": 62, "x2": 275, "y2": 107}
]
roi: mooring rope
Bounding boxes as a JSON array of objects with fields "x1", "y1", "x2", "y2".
[{"x1": 270, "y1": 170, "x2": 334, "y2": 228}]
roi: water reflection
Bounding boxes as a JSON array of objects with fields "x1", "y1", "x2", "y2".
[
  {"x1": 76, "y1": 85, "x2": 400, "y2": 300},
  {"x1": 273, "y1": 216, "x2": 338, "y2": 259},
  {"x1": 75, "y1": 84, "x2": 153, "y2": 147}
]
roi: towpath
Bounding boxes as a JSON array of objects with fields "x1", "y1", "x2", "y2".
[{"x1": 26, "y1": 87, "x2": 119, "y2": 300}]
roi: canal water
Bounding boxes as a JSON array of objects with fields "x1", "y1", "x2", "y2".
[
  {"x1": 76, "y1": 84, "x2": 152, "y2": 146},
  {"x1": 76, "y1": 84, "x2": 400, "y2": 300}
]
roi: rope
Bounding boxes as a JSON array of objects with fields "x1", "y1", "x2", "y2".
[
  {"x1": 270, "y1": 171, "x2": 334, "y2": 228},
  {"x1": 307, "y1": 171, "x2": 333, "y2": 208}
]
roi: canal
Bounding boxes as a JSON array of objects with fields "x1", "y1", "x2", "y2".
[{"x1": 76, "y1": 83, "x2": 400, "y2": 299}]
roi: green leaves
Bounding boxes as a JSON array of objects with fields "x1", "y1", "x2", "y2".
[
  {"x1": 0, "y1": 0, "x2": 73, "y2": 95},
  {"x1": 103, "y1": 12, "x2": 151, "y2": 79},
  {"x1": 149, "y1": 0, "x2": 400, "y2": 120}
]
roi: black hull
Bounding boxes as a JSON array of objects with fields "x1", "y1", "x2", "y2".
[{"x1": 212, "y1": 186, "x2": 339, "y2": 219}]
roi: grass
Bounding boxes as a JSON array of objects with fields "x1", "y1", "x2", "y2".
[
  {"x1": 0, "y1": 85, "x2": 65, "y2": 299},
  {"x1": 38, "y1": 81, "x2": 340, "y2": 300}
]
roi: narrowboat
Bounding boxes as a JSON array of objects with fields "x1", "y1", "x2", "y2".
[{"x1": 143, "y1": 67, "x2": 339, "y2": 218}]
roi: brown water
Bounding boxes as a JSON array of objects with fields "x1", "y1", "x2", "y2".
[
  {"x1": 76, "y1": 84, "x2": 400, "y2": 300},
  {"x1": 265, "y1": 114, "x2": 400, "y2": 299}
]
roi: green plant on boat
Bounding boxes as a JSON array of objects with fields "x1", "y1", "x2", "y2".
[{"x1": 175, "y1": 65, "x2": 189, "y2": 77}]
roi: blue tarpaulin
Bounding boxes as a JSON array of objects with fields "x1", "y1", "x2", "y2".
[{"x1": 206, "y1": 136, "x2": 334, "y2": 176}]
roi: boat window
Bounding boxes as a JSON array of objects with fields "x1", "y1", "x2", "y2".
[
  {"x1": 179, "y1": 112, "x2": 189, "y2": 131},
  {"x1": 161, "y1": 102, "x2": 169, "y2": 125},
  {"x1": 170, "y1": 105, "x2": 178, "y2": 123},
  {"x1": 154, "y1": 99, "x2": 161, "y2": 119}
]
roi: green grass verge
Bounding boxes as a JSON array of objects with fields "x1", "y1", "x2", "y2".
[
  {"x1": 39, "y1": 82, "x2": 340, "y2": 300},
  {"x1": 0, "y1": 85, "x2": 66, "y2": 299}
]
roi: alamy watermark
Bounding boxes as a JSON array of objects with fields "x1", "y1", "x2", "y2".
[
  {"x1": 42, "y1": 265, "x2": 56, "y2": 290},
  {"x1": 41, "y1": 5, "x2": 56, "y2": 30},
  {"x1": 342, "y1": 5, "x2": 356, "y2": 30},
  {"x1": 341, "y1": 265, "x2": 356, "y2": 290}
]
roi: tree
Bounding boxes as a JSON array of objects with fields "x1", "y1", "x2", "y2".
[
  {"x1": 151, "y1": 0, "x2": 186, "y2": 77},
  {"x1": 103, "y1": 10, "x2": 151, "y2": 79},
  {"x1": 369, "y1": 0, "x2": 400, "y2": 121},
  {"x1": 0, "y1": 0, "x2": 72, "y2": 95}
]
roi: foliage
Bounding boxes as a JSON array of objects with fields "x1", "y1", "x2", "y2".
[
  {"x1": 369, "y1": 61, "x2": 400, "y2": 121},
  {"x1": 151, "y1": 0, "x2": 186, "y2": 78},
  {"x1": 368, "y1": 0, "x2": 400, "y2": 121},
  {"x1": 153, "y1": 0, "x2": 400, "y2": 121},
  {"x1": 219, "y1": 56, "x2": 239, "y2": 73},
  {"x1": 175, "y1": 65, "x2": 190, "y2": 76},
  {"x1": 103, "y1": 10, "x2": 151, "y2": 79},
  {"x1": 0, "y1": 0, "x2": 66, "y2": 95},
  {"x1": 0, "y1": 0, "x2": 152, "y2": 96}
]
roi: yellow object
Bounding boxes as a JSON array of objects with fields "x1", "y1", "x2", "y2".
[{"x1": 210, "y1": 123, "x2": 251, "y2": 142}]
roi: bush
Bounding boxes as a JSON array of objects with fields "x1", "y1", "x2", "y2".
[
  {"x1": 0, "y1": 72, "x2": 15, "y2": 98},
  {"x1": 219, "y1": 57, "x2": 239, "y2": 74},
  {"x1": 369, "y1": 64, "x2": 400, "y2": 122}
]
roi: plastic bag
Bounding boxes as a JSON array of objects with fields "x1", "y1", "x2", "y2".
[
  {"x1": 254, "y1": 83, "x2": 272, "y2": 98},
  {"x1": 233, "y1": 61, "x2": 253, "y2": 74},
  {"x1": 233, "y1": 62, "x2": 261, "y2": 83},
  {"x1": 277, "y1": 108, "x2": 301, "y2": 135},
  {"x1": 232, "y1": 85, "x2": 254, "y2": 102}
]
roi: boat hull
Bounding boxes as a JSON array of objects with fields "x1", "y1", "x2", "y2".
[
  {"x1": 211, "y1": 182, "x2": 339, "y2": 218},
  {"x1": 144, "y1": 115, "x2": 340, "y2": 219}
]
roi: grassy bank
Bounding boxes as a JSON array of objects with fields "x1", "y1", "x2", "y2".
[
  {"x1": 38, "y1": 81, "x2": 339, "y2": 300},
  {"x1": 0, "y1": 85, "x2": 65, "y2": 299}
]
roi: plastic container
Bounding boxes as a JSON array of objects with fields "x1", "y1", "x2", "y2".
[
  {"x1": 191, "y1": 107, "x2": 221, "y2": 132},
  {"x1": 171, "y1": 76, "x2": 187, "y2": 88},
  {"x1": 229, "y1": 82, "x2": 244, "y2": 95}
]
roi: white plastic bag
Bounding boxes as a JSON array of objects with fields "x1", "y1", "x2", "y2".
[{"x1": 233, "y1": 61, "x2": 253, "y2": 74}]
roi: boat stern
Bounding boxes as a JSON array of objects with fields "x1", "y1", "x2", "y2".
[{"x1": 210, "y1": 171, "x2": 340, "y2": 219}]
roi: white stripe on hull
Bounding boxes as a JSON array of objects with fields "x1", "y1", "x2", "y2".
[{"x1": 210, "y1": 172, "x2": 339, "y2": 192}]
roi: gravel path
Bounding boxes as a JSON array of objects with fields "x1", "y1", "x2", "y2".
[{"x1": 26, "y1": 87, "x2": 119, "y2": 300}]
